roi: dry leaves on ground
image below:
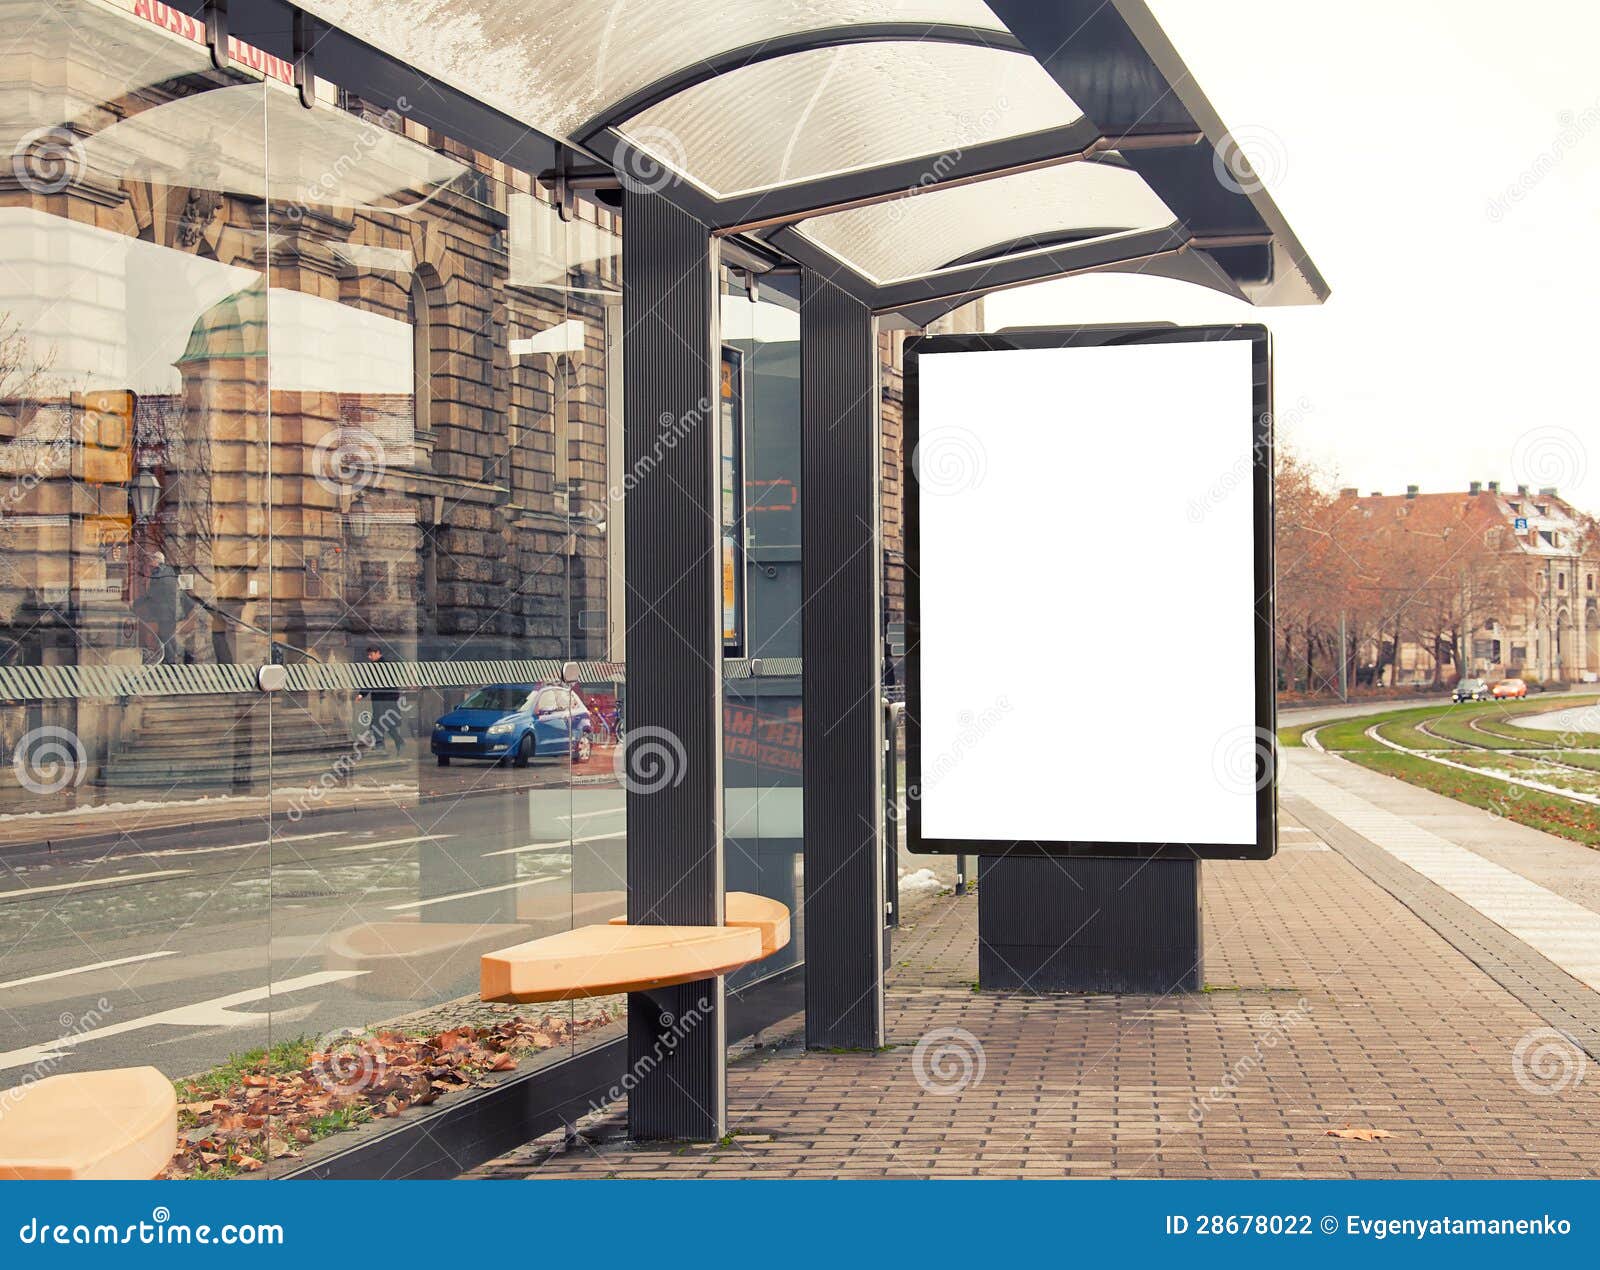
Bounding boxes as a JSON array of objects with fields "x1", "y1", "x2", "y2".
[{"x1": 166, "y1": 1011, "x2": 612, "y2": 1178}]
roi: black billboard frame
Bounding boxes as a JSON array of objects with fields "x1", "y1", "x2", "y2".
[{"x1": 903, "y1": 323, "x2": 1276, "y2": 862}]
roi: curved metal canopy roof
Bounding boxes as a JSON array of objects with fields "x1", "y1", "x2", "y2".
[{"x1": 284, "y1": 0, "x2": 1329, "y2": 318}]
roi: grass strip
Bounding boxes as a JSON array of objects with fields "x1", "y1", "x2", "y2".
[{"x1": 1345, "y1": 752, "x2": 1600, "y2": 848}]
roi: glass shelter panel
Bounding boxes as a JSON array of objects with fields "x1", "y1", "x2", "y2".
[
  {"x1": 260, "y1": 87, "x2": 628, "y2": 1170},
  {"x1": 0, "y1": 0, "x2": 275, "y2": 1172},
  {"x1": 721, "y1": 278, "x2": 803, "y2": 988},
  {"x1": 0, "y1": 0, "x2": 633, "y2": 1178}
]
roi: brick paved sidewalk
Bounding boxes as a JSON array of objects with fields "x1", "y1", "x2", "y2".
[{"x1": 473, "y1": 808, "x2": 1600, "y2": 1179}]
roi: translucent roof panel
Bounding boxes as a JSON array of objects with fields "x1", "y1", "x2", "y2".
[
  {"x1": 615, "y1": 43, "x2": 1080, "y2": 198},
  {"x1": 297, "y1": 0, "x2": 1007, "y2": 143},
  {"x1": 796, "y1": 163, "x2": 1178, "y2": 284}
]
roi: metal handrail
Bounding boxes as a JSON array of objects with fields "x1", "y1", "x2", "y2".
[{"x1": 182, "y1": 592, "x2": 323, "y2": 663}]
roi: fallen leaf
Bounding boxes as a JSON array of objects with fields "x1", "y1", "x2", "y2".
[{"x1": 1325, "y1": 1126, "x2": 1393, "y2": 1141}]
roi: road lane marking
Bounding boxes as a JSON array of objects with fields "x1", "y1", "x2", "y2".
[
  {"x1": 331, "y1": 834, "x2": 453, "y2": 854},
  {"x1": 481, "y1": 831, "x2": 624, "y2": 858},
  {"x1": 147, "y1": 831, "x2": 344, "y2": 858},
  {"x1": 0, "y1": 950, "x2": 179, "y2": 992},
  {"x1": 385, "y1": 878, "x2": 549, "y2": 910},
  {"x1": 0, "y1": 868, "x2": 190, "y2": 901},
  {"x1": 0, "y1": 970, "x2": 367, "y2": 1070}
]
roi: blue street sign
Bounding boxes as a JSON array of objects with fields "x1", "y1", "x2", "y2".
[{"x1": 1514, "y1": 517, "x2": 1528, "y2": 530}]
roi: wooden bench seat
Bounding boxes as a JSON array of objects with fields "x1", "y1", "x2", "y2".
[
  {"x1": 482, "y1": 922, "x2": 765, "y2": 1004},
  {"x1": 325, "y1": 920, "x2": 532, "y2": 999},
  {"x1": 609, "y1": 891, "x2": 791, "y2": 957},
  {"x1": 0, "y1": 1067, "x2": 176, "y2": 1180},
  {"x1": 517, "y1": 884, "x2": 625, "y2": 928}
]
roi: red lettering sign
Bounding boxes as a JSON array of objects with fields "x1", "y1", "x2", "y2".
[{"x1": 129, "y1": 0, "x2": 294, "y2": 85}]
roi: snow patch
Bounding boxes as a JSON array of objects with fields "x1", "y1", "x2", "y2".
[{"x1": 898, "y1": 868, "x2": 943, "y2": 896}]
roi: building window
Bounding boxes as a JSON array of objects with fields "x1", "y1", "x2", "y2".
[
  {"x1": 409, "y1": 272, "x2": 435, "y2": 446},
  {"x1": 554, "y1": 353, "x2": 574, "y2": 491},
  {"x1": 1558, "y1": 571, "x2": 1566, "y2": 590}
]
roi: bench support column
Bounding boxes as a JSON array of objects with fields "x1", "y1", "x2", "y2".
[
  {"x1": 622, "y1": 190, "x2": 725, "y2": 1139},
  {"x1": 800, "y1": 271, "x2": 886, "y2": 1049}
]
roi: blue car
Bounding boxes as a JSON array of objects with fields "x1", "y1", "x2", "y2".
[{"x1": 431, "y1": 683, "x2": 593, "y2": 767}]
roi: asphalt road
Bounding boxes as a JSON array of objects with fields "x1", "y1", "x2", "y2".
[
  {"x1": 0, "y1": 775, "x2": 630, "y2": 1089},
  {"x1": 1280, "y1": 685, "x2": 1594, "y2": 727}
]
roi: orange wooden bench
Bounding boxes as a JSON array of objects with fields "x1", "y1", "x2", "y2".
[
  {"x1": 325, "y1": 920, "x2": 532, "y2": 999},
  {"x1": 480, "y1": 893, "x2": 791, "y2": 1005},
  {"x1": 610, "y1": 891, "x2": 791, "y2": 956},
  {"x1": 0, "y1": 1067, "x2": 176, "y2": 1180}
]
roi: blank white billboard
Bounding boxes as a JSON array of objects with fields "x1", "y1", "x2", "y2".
[{"x1": 907, "y1": 329, "x2": 1273, "y2": 858}]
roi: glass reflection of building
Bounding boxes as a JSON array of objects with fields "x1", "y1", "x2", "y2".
[
  {"x1": 0, "y1": 0, "x2": 639, "y2": 1130},
  {"x1": 0, "y1": 0, "x2": 916, "y2": 1167},
  {"x1": 0, "y1": 0, "x2": 624, "y2": 786}
]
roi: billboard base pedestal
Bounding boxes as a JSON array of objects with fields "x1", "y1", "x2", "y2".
[{"x1": 976, "y1": 856, "x2": 1202, "y2": 994}]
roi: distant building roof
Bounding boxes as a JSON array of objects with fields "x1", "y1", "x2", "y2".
[{"x1": 1339, "y1": 488, "x2": 1597, "y2": 558}]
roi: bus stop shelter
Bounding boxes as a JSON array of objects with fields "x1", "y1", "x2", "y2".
[
  {"x1": 259, "y1": 0, "x2": 1328, "y2": 1142},
  {"x1": 45, "y1": 0, "x2": 1326, "y2": 1151}
]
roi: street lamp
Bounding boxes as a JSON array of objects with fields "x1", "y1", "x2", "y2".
[
  {"x1": 346, "y1": 493, "x2": 372, "y2": 542},
  {"x1": 131, "y1": 466, "x2": 161, "y2": 523}
]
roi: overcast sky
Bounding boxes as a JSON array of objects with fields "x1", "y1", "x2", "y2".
[{"x1": 989, "y1": 0, "x2": 1600, "y2": 511}]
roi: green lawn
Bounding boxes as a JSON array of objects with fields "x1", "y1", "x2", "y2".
[
  {"x1": 1417, "y1": 710, "x2": 1527, "y2": 749},
  {"x1": 1372, "y1": 716, "x2": 1468, "y2": 750},
  {"x1": 1277, "y1": 719, "x2": 1319, "y2": 748},
  {"x1": 1278, "y1": 696, "x2": 1600, "y2": 850}
]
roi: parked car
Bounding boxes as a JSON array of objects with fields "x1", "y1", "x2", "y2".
[
  {"x1": 431, "y1": 683, "x2": 593, "y2": 766},
  {"x1": 1491, "y1": 678, "x2": 1528, "y2": 700},
  {"x1": 1453, "y1": 678, "x2": 1490, "y2": 703}
]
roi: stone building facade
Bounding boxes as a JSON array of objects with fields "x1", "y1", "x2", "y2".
[
  {"x1": 1346, "y1": 486, "x2": 1599, "y2": 685},
  {"x1": 0, "y1": 0, "x2": 934, "y2": 783}
]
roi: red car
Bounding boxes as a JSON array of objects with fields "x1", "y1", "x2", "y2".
[{"x1": 1492, "y1": 678, "x2": 1528, "y2": 699}]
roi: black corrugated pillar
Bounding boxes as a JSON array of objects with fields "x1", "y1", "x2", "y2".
[
  {"x1": 622, "y1": 190, "x2": 725, "y2": 1140},
  {"x1": 800, "y1": 270, "x2": 885, "y2": 1049}
]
